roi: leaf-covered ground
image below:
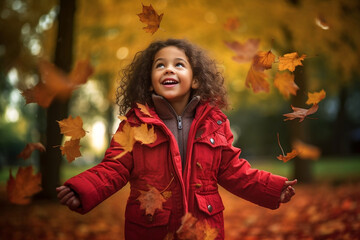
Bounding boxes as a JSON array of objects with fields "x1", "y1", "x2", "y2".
[{"x1": 0, "y1": 182, "x2": 359, "y2": 240}]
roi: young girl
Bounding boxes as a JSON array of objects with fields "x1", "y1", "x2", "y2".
[{"x1": 56, "y1": 38, "x2": 297, "y2": 240}]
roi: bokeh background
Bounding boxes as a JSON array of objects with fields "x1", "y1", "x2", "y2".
[{"x1": 1, "y1": 0, "x2": 359, "y2": 239}]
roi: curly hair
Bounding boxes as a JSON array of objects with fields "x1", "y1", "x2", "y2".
[{"x1": 116, "y1": 39, "x2": 228, "y2": 115}]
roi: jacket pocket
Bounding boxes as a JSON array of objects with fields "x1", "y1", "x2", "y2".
[
  {"x1": 125, "y1": 203, "x2": 171, "y2": 227},
  {"x1": 195, "y1": 192, "x2": 225, "y2": 216}
]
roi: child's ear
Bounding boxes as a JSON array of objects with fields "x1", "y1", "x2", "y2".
[{"x1": 191, "y1": 79, "x2": 199, "y2": 89}]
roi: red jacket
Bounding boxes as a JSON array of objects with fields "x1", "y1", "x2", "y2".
[{"x1": 65, "y1": 102, "x2": 287, "y2": 240}]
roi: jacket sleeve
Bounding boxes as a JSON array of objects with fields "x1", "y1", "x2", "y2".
[
  {"x1": 217, "y1": 119, "x2": 287, "y2": 210},
  {"x1": 64, "y1": 132, "x2": 133, "y2": 214}
]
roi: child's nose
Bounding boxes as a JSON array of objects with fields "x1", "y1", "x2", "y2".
[{"x1": 165, "y1": 66, "x2": 175, "y2": 74}]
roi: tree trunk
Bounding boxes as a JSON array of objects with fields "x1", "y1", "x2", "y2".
[{"x1": 38, "y1": 0, "x2": 76, "y2": 199}]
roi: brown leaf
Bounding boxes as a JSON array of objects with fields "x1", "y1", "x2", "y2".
[
  {"x1": 277, "y1": 149, "x2": 299, "y2": 163},
  {"x1": 137, "y1": 4, "x2": 163, "y2": 34},
  {"x1": 245, "y1": 65, "x2": 270, "y2": 93},
  {"x1": 253, "y1": 50, "x2": 276, "y2": 71},
  {"x1": 137, "y1": 185, "x2": 166, "y2": 217},
  {"x1": 69, "y1": 59, "x2": 94, "y2": 86},
  {"x1": 7, "y1": 166, "x2": 42, "y2": 205},
  {"x1": 283, "y1": 104, "x2": 319, "y2": 122},
  {"x1": 17, "y1": 142, "x2": 46, "y2": 160},
  {"x1": 21, "y1": 82, "x2": 56, "y2": 108},
  {"x1": 306, "y1": 89, "x2": 326, "y2": 105},
  {"x1": 60, "y1": 139, "x2": 81, "y2": 163},
  {"x1": 57, "y1": 115, "x2": 86, "y2": 140},
  {"x1": 224, "y1": 39, "x2": 260, "y2": 63},
  {"x1": 273, "y1": 72, "x2": 299, "y2": 99},
  {"x1": 278, "y1": 52, "x2": 306, "y2": 72},
  {"x1": 223, "y1": 17, "x2": 240, "y2": 31}
]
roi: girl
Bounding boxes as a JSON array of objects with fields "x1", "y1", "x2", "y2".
[{"x1": 56, "y1": 39, "x2": 297, "y2": 240}]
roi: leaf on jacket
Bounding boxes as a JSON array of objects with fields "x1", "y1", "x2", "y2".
[
  {"x1": 283, "y1": 104, "x2": 319, "y2": 122},
  {"x1": 134, "y1": 124, "x2": 157, "y2": 144},
  {"x1": 137, "y1": 103, "x2": 152, "y2": 117},
  {"x1": 277, "y1": 149, "x2": 299, "y2": 163},
  {"x1": 223, "y1": 17, "x2": 240, "y2": 31},
  {"x1": 293, "y1": 140, "x2": 321, "y2": 160},
  {"x1": 245, "y1": 65, "x2": 270, "y2": 93},
  {"x1": 273, "y1": 72, "x2": 299, "y2": 99},
  {"x1": 278, "y1": 52, "x2": 306, "y2": 72},
  {"x1": 253, "y1": 50, "x2": 276, "y2": 71},
  {"x1": 224, "y1": 39, "x2": 260, "y2": 63},
  {"x1": 20, "y1": 59, "x2": 93, "y2": 108},
  {"x1": 60, "y1": 139, "x2": 81, "y2": 163},
  {"x1": 137, "y1": 4, "x2": 163, "y2": 34},
  {"x1": 57, "y1": 115, "x2": 86, "y2": 140},
  {"x1": 7, "y1": 166, "x2": 42, "y2": 205},
  {"x1": 17, "y1": 142, "x2": 46, "y2": 160},
  {"x1": 306, "y1": 89, "x2": 326, "y2": 105},
  {"x1": 137, "y1": 185, "x2": 166, "y2": 217},
  {"x1": 176, "y1": 212, "x2": 218, "y2": 240}
]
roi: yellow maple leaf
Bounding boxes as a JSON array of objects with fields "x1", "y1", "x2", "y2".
[
  {"x1": 7, "y1": 166, "x2": 42, "y2": 205},
  {"x1": 245, "y1": 65, "x2": 270, "y2": 93},
  {"x1": 134, "y1": 123, "x2": 157, "y2": 144},
  {"x1": 60, "y1": 139, "x2": 81, "y2": 163},
  {"x1": 273, "y1": 72, "x2": 299, "y2": 99},
  {"x1": 137, "y1": 185, "x2": 166, "y2": 217},
  {"x1": 278, "y1": 52, "x2": 306, "y2": 72},
  {"x1": 137, "y1": 4, "x2": 163, "y2": 35},
  {"x1": 137, "y1": 103, "x2": 152, "y2": 117},
  {"x1": 113, "y1": 121, "x2": 136, "y2": 159},
  {"x1": 253, "y1": 50, "x2": 276, "y2": 70},
  {"x1": 306, "y1": 89, "x2": 326, "y2": 105},
  {"x1": 57, "y1": 115, "x2": 86, "y2": 140}
]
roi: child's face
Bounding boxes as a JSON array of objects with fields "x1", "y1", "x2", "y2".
[{"x1": 151, "y1": 46, "x2": 198, "y2": 106}]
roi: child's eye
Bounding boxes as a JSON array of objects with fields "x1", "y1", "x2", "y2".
[
  {"x1": 155, "y1": 63, "x2": 165, "y2": 68},
  {"x1": 176, "y1": 62, "x2": 185, "y2": 67}
]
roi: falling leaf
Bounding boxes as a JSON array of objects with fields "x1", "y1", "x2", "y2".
[
  {"x1": 293, "y1": 140, "x2": 321, "y2": 160},
  {"x1": 17, "y1": 142, "x2": 46, "y2": 160},
  {"x1": 137, "y1": 4, "x2": 163, "y2": 34},
  {"x1": 137, "y1": 103, "x2": 152, "y2": 117},
  {"x1": 57, "y1": 115, "x2": 86, "y2": 140},
  {"x1": 278, "y1": 52, "x2": 306, "y2": 72},
  {"x1": 277, "y1": 149, "x2": 299, "y2": 163},
  {"x1": 283, "y1": 104, "x2": 319, "y2": 122},
  {"x1": 176, "y1": 212, "x2": 218, "y2": 240},
  {"x1": 276, "y1": 133, "x2": 298, "y2": 163},
  {"x1": 68, "y1": 59, "x2": 94, "y2": 86},
  {"x1": 224, "y1": 39, "x2": 260, "y2": 63},
  {"x1": 60, "y1": 139, "x2": 81, "y2": 163},
  {"x1": 7, "y1": 166, "x2": 42, "y2": 205},
  {"x1": 21, "y1": 82, "x2": 56, "y2": 108},
  {"x1": 306, "y1": 89, "x2": 326, "y2": 105},
  {"x1": 134, "y1": 124, "x2": 157, "y2": 144},
  {"x1": 223, "y1": 17, "x2": 240, "y2": 31},
  {"x1": 113, "y1": 121, "x2": 136, "y2": 159},
  {"x1": 253, "y1": 50, "x2": 276, "y2": 71},
  {"x1": 274, "y1": 72, "x2": 299, "y2": 99},
  {"x1": 137, "y1": 185, "x2": 166, "y2": 217},
  {"x1": 245, "y1": 65, "x2": 270, "y2": 93}
]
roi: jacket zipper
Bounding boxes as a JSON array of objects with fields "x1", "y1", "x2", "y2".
[{"x1": 177, "y1": 116, "x2": 182, "y2": 130}]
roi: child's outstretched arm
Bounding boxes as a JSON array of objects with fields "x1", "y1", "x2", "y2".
[
  {"x1": 280, "y1": 179, "x2": 297, "y2": 203},
  {"x1": 56, "y1": 185, "x2": 81, "y2": 210}
]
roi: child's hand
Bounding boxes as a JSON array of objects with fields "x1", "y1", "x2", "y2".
[
  {"x1": 56, "y1": 186, "x2": 81, "y2": 210},
  {"x1": 280, "y1": 179, "x2": 297, "y2": 203}
]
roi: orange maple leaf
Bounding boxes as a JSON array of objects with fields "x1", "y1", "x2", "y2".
[
  {"x1": 137, "y1": 103, "x2": 152, "y2": 117},
  {"x1": 245, "y1": 65, "x2": 270, "y2": 93},
  {"x1": 176, "y1": 212, "x2": 218, "y2": 240},
  {"x1": 57, "y1": 115, "x2": 86, "y2": 140},
  {"x1": 278, "y1": 52, "x2": 306, "y2": 72},
  {"x1": 223, "y1": 17, "x2": 240, "y2": 31},
  {"x1": 224, "y1": 39, "x2": 260, "y2": 63},
  {"x1": 21, "y1": 81, "x2": 56, "y2": 108},
  {"x1": 7, "y1": 166, "x2": 42, "y2": 205},
  {"x1": 60, "y1": 139, "x2": 81, "y2": 163},
  {"x1": 137, "y1": 4, "x2": 163, "y2": 34},
  {"x1": 306, "y1": 89, "x2": 326, "y2": 105},
  {"x1": 137, "y1": 185, "x2": 166, "y2": 217},
  {"x1": 293, "y1": 140, "x2": 321, "y2": 160},
  {"x1": 134, "y1": 123, "x2": 157, "y2": 144},
  {"x1": 253, "y1": 50, "x2": 276, "y2": 71},
  {"x1": 283, "y1": 104, "x2": 319, "y2": 122},
  {"x1": 273, "y1": 72, "x2": 299, "y2": 99},
  {"x1": 17, "y1": 142, "x2": 46, "y2": 160},
  {"x1": 276, "y1": 133, "x2": 298, "y2": 163}
]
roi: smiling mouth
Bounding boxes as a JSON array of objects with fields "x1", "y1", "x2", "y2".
[{"x1": 162, "y1": 79, "x2": 179, "y2": 85}]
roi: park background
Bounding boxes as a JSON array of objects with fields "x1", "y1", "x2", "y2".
[{"x1": 0, "y1": 0, "x2": 359, "y2": 239}]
